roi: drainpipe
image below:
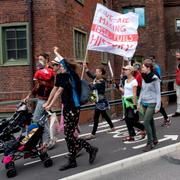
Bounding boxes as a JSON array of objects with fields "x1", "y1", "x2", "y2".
[{"x1": 27, "y1": 0, "x2": 33, "y2": 90}]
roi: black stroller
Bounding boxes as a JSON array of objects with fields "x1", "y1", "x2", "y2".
[{"x1": 0, "y1": 102, "x2": 53, "y2": 178}]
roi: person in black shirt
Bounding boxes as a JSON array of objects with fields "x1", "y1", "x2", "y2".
[
  {"x1": 83, "y1": 63, "x2": 114, "y2": 140},
  {"x1": 43, "y1": 47, "x2": 98, "y2": 171}
]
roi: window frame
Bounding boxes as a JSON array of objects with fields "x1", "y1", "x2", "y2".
[
  {"x1": 73, "y1": 28, "x2": 87, "y2": 62},
  {"x1": 132, "y1": 55, "x2": 144, "y2": 63},
  {"x1": 75, "y1": 0, "x2": 84, "y2": 5},
  {"x1": 0, "y1": 22, "x2": 30, "y2": 66},
  {"x1": 101, "y1": 52, "x2": 108, "y2": 64},
  {"x1": 175, "y1": 18, "x2": 180, "y2": 32},
  {"x1": 122, "y1": 7, "x2": 146, "y2": 27}
]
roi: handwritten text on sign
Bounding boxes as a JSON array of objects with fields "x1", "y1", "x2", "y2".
[{"x1": 87, "y1": 3, "x2": 139, "y2": 58}]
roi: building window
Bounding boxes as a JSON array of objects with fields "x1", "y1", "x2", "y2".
[
  {"x1": 101, "y1": 52, "x2": 108, "y2": 64},
  {"x1": 74, "y1": 29, "x2": 87, "y2": 61},
  {"x1": 132, "y1": 55, "x2": 144, "y2": 64},
  {"x1": 0, "y1": 23, "x2": 29, "y2": 66},
  {"x1": 75, "y1": 0, "x2": 84, "y2": 5},
  {"x1": 122, "y1": 7, "x2": 145, "y2": 27},
  {"x1": 176, "y1": 19, "x2": 180, "y2": 32}
]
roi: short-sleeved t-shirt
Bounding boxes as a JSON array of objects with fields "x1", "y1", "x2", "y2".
[
  {"x1": 55, "y1": 73, "x2": 74, "y2": 107},
  {"x1": 33, "y1": 68, "x2": 54, "y2": 81},
  {"x1": 124, "y1": 79, "x2": 138, "y2": 97}
]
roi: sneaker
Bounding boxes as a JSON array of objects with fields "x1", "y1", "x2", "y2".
[
  {"x1": 120, "y1": 117, "x2": 125, "y2": 121},
  {"x1": 139, "y1": 131, "x2": 146, "y2": 139},
  {"x1": 122, "y1": 136, "x2": 134, "y2": 142},
  {"x1": 161, "y1": 120, "x2": 167, "y2": 127},
  {"x1": 172, "y1": 112, "x2": 180, "y2": 117},
  {"x1": 47, "y1": 138, "x2": 57, "y2": 150},
  {"x1": 161, "y1": 118, "x2": 172, "y2": 127},
  {"x1": 153, "y1": 139, "x2": 159, "y2": 146},
  {"x1": 165, "y1": 118, "x2": 172, "y2": 127},
  {"x1": 107, "y1": 127, "x2": 115, "y2": 132},
  {"x1": 89, "y1": 147, "x2": 98, "y2": 164},
  {"x1": 143, "y1": 143, "x2": 154, "y2": 152},
  {"x1": 84, "y1": 134, "x2": 96, "y2": 140}
]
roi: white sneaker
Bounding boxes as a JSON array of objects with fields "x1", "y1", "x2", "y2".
[{"x1": 47, "y1": 138, "x2": 57, "y2": 150}]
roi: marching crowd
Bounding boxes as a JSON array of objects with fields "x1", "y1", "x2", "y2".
[{"x1": 23, "y1": 47, "x2": 180, "y2": 170}]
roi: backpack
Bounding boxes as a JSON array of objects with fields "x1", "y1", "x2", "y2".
[{"x1": 80, "y1": 80, "x2": 91, "y2": 105}]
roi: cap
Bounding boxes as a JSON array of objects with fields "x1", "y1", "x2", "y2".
[
  {"x1": 51, "y1": 57, "x2": 61, "y2": 64},
  {"x1": 122, "y1": 65, "x2": 134, "y2": 72}
]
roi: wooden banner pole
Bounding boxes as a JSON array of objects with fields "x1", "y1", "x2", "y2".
[{"x1": 81, "y1": 49, "x2": 88, "y2": 80}]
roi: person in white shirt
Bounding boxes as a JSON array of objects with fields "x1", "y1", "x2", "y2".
[{"x1": 119, "y1": 65, "x2": 145, "y2": 141}]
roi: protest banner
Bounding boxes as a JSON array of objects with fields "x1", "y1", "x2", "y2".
[{"x1": 87, "y1": 3, "x2": 139, "y2": 58}]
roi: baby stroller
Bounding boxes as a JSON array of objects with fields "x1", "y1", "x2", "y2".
[
  {"x1": 0, "y1": 102, "x2": 53, "y2": 178},
  {"x1": 0, "y1": 102, "x2": 31, "y2": 153}
]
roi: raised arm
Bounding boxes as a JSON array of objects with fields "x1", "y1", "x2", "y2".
[
  {"x1": 54, "y1": 46, "x2": 64, "y2": 62},
  {"x1": 83, "y1": 62, "x2": 96, "y2": 80}
]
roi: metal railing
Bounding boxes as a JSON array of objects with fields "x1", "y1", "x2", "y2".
[{"x1": 0, "y1": 89, "x2": 176, "y2": 117}]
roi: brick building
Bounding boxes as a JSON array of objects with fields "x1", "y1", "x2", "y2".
[
  {"x1": 0, "y1": 0, "x2": 114, "y2": 108},
  {"x1": 0, "y1": 0, "x2": 180, "y2": 119},
  {"x1": 113, "y1": 0, "x2": 180, "y2": 76}
]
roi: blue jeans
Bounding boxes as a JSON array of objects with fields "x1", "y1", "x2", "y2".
[{"x1": 33, "y1": 99, "x2": 50, "y2": 142}]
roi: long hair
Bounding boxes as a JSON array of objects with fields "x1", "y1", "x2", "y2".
[
  {"x1": 96, "y1": 66, "x2": 106, "y2": 80},
  {"x1": 64, "y1": 58, "x2": 81, "y2": 73}
]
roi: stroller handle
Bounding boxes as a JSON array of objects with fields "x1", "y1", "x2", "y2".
[{"x1": 37, "y1": 110, "x2": 54, "y2": 127}]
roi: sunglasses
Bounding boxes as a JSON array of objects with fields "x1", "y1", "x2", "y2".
[{"x1": 52, "y1": 63, "x2": 58, "y2": 67}]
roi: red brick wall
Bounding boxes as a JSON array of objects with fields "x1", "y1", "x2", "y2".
[
  {"x1": 0, "y1": 0, "x2": 116, "y2": 120},
  {"x1": 2, "y1": 0, "x2": 177, "y2": 122},
  {"x1": 0, "y1": 0, "x2": 31, "y2": 105}
]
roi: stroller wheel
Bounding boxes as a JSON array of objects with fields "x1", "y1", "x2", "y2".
[
  {"x1": 6, "y1": 168, "x2": 17, "y2": 178},
  {"x1": 44, "y1": 158, "x2": 53, "y2": 168},
  {"x1": 39, "y1": 152, "x2": 49, "y2": 161}
]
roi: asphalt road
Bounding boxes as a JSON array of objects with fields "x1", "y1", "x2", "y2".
[{"x1": 0, "y1": 103, "x2": 179, "y2": 180}]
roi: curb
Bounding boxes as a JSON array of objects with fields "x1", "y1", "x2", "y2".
[{"x1": 60, "y1": 142, "x2": 180, "y2": 180}]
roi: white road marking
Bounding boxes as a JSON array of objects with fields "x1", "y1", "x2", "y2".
[
  {"x1": 24, "y1": 152, "x2": 69, "y2": 166},
  {"x1": 0, "y1": 113, "x2": 174, "y2": 165},
  {"x1": 133, "y1": 135, "x2": 179, "y2": 149}
]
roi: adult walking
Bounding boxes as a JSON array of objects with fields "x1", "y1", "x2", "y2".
[
  {"x1": 24, "y1": 53, "x2": 54, "y2": 148},
  {"x1": 119, "y1": 65, "x2": 145, "y2": 141},
  {"x1": 83, "y1": 63, "x2": 115, "y2": 139},
  {"x1": 138, "y1": 59, "x2": 161, "y2": 152},
  {"x1": 172, "y1": 51, "x2": 180, "y2": 117},
  {"x1": 44, "y1": 47, "x2": 98, "y2": 171}
]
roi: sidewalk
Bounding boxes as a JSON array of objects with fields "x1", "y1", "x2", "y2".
[{"x1": 60, "y1": 142, "x2": 180, "y2": 180}]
